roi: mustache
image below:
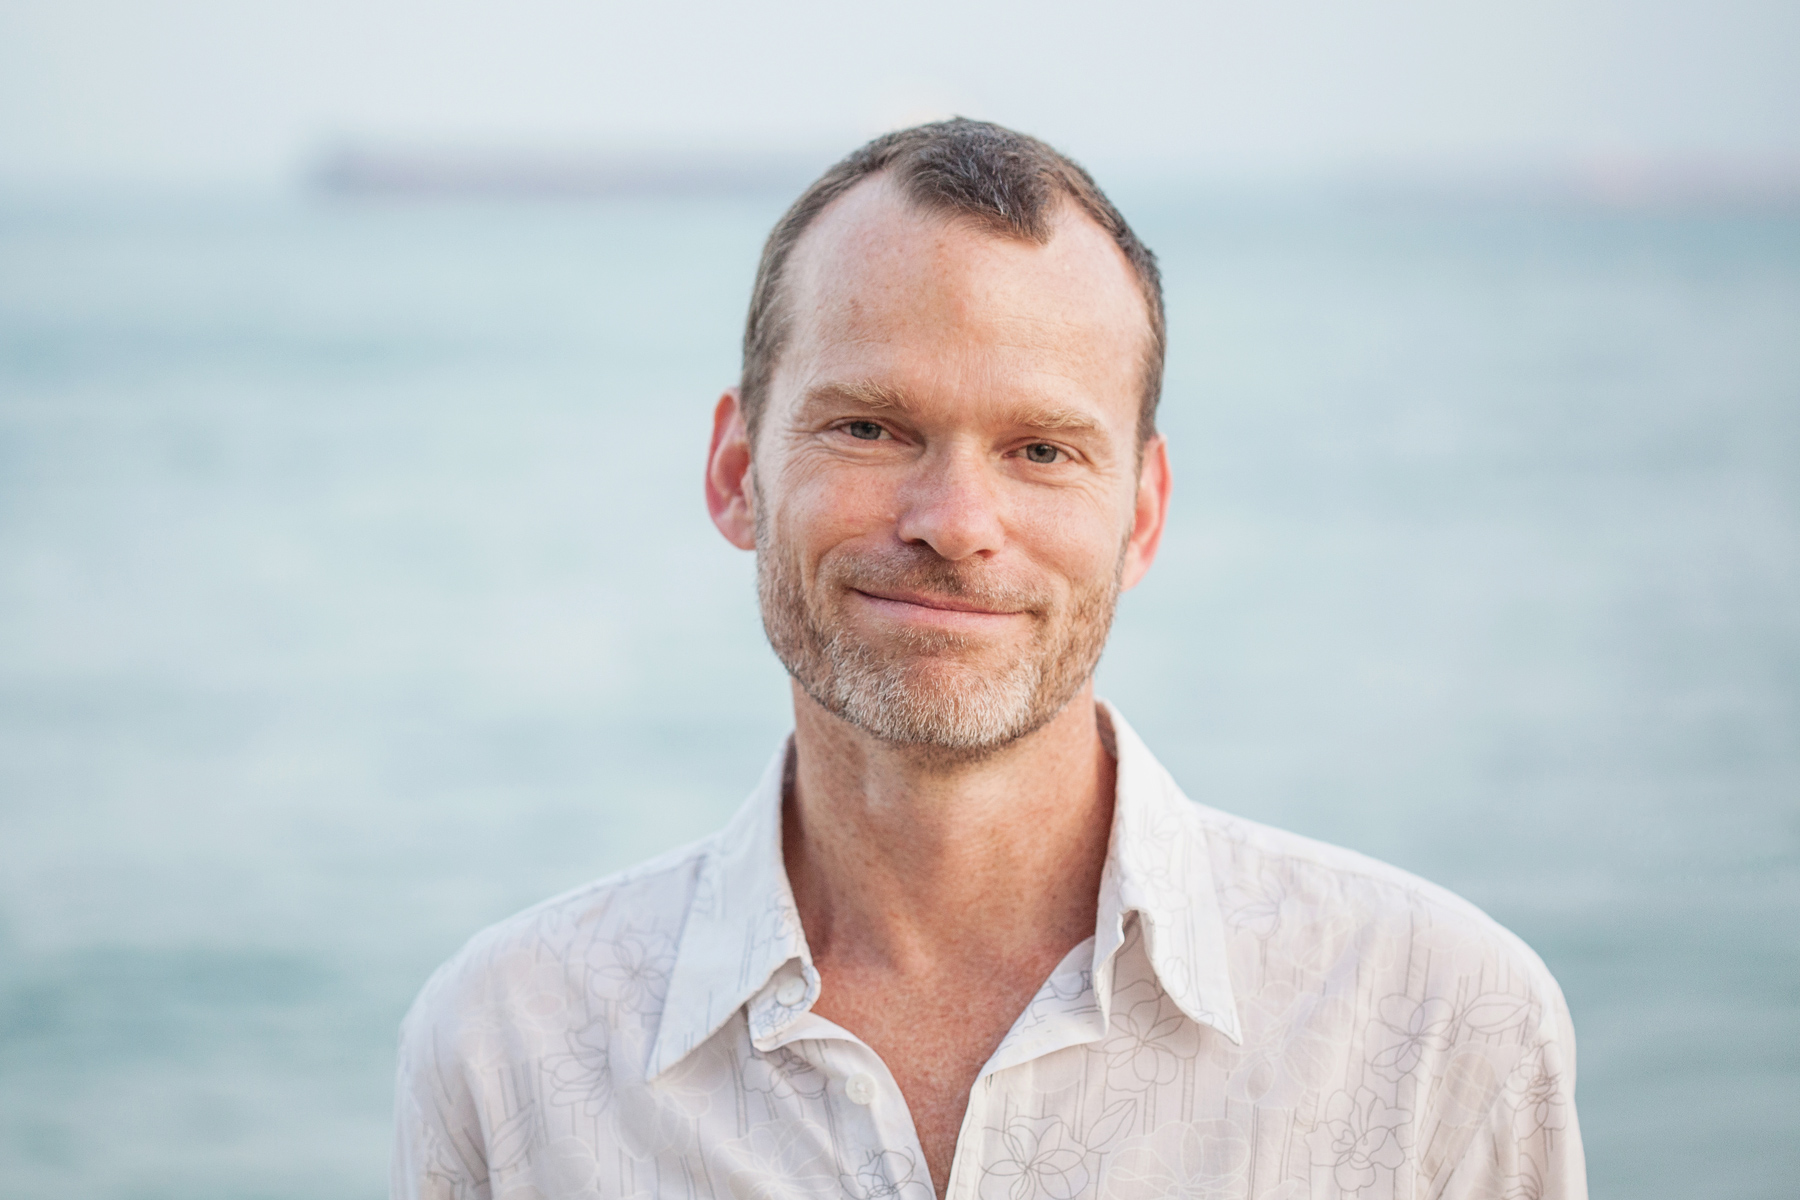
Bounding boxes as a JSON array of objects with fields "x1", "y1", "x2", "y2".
[{"x1": 823, "y1": 546, "x2": 1052, "y2": 613}]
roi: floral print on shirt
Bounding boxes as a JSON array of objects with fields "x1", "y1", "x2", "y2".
[{"x1": 393, "y1": 704, "x2": 1584, "y2": 1199}]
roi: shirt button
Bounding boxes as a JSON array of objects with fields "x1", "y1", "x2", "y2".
[
  {"x1": 845, "y1": 1072, "x2": 877, "y2": 1105},
  {"x1": 775, "y1": 978, "x2": 806, "y2": 1006}
]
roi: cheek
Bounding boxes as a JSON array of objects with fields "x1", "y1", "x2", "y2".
[
  {"x1": 1011, "y1": 490, "x2": 1132, "y2": 585},
  {"x1": 766, "y1": 456, "x2": 896, "y2": 553}
]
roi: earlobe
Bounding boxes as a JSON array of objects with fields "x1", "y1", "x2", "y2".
[
  {"x1": 1120, "y1": 435, "x2": 1171, "y2": 591},
  {"x1": 705, "y1": 390, "x2": 758, "y2": 551}
]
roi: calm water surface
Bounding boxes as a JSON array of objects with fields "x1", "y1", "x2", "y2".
[{"x1": 1, "y1": 190, "x2": 1796, "y2": 1197}]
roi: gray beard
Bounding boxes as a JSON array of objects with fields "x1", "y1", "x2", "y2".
[{"x1": 754, "y1": 503, "x2": 1124, "y2": 759}]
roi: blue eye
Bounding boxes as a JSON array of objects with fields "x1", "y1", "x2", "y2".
[
  {"x1": 1024, "y1": 443, "x2": 1061, "y2": 464},
  {"x1": 846, "y1": 421, "x2": 884, "y2": 440}
]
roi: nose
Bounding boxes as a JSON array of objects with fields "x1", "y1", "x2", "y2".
[{"x1": 893, "y1": 446, "x2": 1006, "y2": 561}]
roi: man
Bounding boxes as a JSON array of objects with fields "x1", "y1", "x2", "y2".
[{"x1": 393, "y1": 120, "x2": 1584, "y2": 1200}]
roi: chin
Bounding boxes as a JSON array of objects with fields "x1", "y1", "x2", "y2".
[{"x1": 815, "y1": 649, "x2": 1069, "y2": 755}]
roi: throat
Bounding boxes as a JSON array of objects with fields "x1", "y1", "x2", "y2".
[{"x1": 781, "y1": 694, "x2": 1119, "y2": 1198}]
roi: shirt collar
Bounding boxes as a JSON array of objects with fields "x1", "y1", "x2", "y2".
[
  {"x1": 1092, "y1": 702, "x2": 1242, "y2": 1044},
  {"x1": 646, "y1": 701, "x2": 1239, "y2": 1080},
  {"x1": 645, "y1": 740, "x2": 813, "y2": 1080}
]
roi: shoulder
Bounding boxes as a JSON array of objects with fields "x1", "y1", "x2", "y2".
[
  {"x1": 1186, "y1": 801, "x2": 1583, "y2": 1187},
  {"x1": 390, "y1": 836, "x2": 722, "y2": 1194},
  {"x1": 398, "y1": 834, "x2": 713, "y2": 1064},
  {"x1": 1193, "y1": 801, "x2": 1569, "y2": 1032}
]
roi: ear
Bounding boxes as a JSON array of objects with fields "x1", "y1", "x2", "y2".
[
  {"x1": 1119, "y1": 435, "x2": 1171, "y2": 591},
  {"x1": 706, "y1": 388, "x2": 757, "y2": 551}
]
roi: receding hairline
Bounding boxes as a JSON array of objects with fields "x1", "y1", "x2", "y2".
[{"x1": 797, "y1": 169, "x2": 1144, "y2": 291}]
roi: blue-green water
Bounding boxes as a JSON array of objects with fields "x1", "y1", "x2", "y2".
[{"x1": 1, "y1": 190, "x2": 1796, "y2": 1197}]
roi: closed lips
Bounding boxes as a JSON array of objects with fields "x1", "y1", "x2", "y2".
[{"x1": 852, "y1": 588, "x2": 1022, "y2": 616}]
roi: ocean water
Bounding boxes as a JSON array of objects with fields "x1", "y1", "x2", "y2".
[{"x1": 0, "y1": 188, "x2": 1795, "y2": 1198}]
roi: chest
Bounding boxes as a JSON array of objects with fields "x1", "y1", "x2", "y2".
[
  {"x1": 460, "y1": 942, "x2": 1532, "y2": 1200},
  {"x1": 490, "y1": 1007, "x2": 1384, "y2": 1200}
]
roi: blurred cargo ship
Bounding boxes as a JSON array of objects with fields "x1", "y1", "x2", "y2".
[{"x1": 311, "y1": 143, "x2": 823, "y2": 198}]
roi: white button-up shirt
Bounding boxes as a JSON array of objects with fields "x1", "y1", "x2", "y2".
[{"x1": 393, "y1": 705, "x2": 1584, "y2": 1199}]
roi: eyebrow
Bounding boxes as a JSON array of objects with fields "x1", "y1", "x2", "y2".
[
  {"x1": 800, "y1": 381, "x2": 1105, "y2": 436},
  {"x1": 1018, "y1": 406, "x2": 1104, "y2": 434},
  {"x1": 800, "y1": 380, "x2": 906, "y2": 410}
]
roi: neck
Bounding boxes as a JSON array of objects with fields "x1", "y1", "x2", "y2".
[{"x1": 783, "y1": 681, "x2": 1116, "y2": 975}]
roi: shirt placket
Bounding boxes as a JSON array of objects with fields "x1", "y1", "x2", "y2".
[
  {"x1": 750, "y1": 965, "x2": 938, "y2": 1199},
  {"x1": 944, "y1": 938, "x2": 1110, "y2": 1200}
]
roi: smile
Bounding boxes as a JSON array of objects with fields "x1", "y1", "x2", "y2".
[{"x1": 848, "y1": 588, "x2": 1028, "y2": 628}]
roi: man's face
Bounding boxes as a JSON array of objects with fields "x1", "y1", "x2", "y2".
[{"x1": 711, "y1": 176, "x2": 1169, "y2": 755}]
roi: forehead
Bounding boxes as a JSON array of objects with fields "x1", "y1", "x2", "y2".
[{"x1": 773, "y1": 176, "x2": 1151, "y2": 408}]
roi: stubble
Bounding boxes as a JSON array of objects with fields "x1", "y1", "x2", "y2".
[{"x1": 754, "y1": 493, "x2": 1124, "y2": 759}]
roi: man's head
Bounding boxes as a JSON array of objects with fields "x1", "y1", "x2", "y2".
[
  {"x1": 706, "y1": 119, "x2": 1172, "y2": 758},
  {"x1": 740, "y1": 119, "x2": 1166, "y2": 449}
]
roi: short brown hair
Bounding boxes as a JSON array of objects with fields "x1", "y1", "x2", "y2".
[{"x1": 739, "y1": 118, "x2": 1166, "y2": 446}]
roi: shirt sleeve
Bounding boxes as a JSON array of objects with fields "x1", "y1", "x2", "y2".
[
  {"x1": 391, "y1": 968, "x2": 492, "y2": 1200},
  {"x1": 1436, "y1": 994, "x2": 1587, "y2": 1200}
]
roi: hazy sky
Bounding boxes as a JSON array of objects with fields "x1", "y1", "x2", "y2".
[{"x1": 1, "y1": 0, "x2": 1796, "y2": 187}]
